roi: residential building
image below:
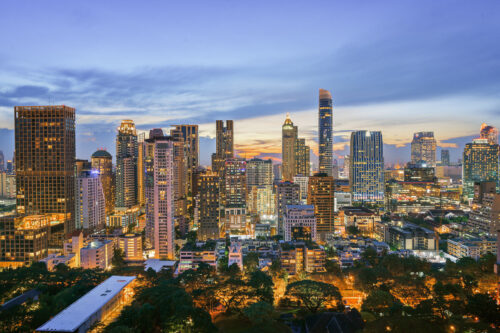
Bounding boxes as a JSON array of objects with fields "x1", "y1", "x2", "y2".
[
  {"x1": 211, "y1": 120, "x2": 233, "y2": 176},
  {"x1": 80, "y1": 239, "x2": 114, "y2": 270},
  {"x1": 247, "y1": 158, "x2": 274, "y2": 219},
  {"x1": 447, "y1": 238, "x2": 496, "y2": 260},
  {"x1": 15, "y1": 105, "x2": 76, "y2": 240},
  {"x1": 293, "y1": 175, "x2": 309, "y2": 204},
  {"x1": 75, "y1": 171, "x2": 106, "y2": 232},
  {"x1": 107, "y1": 205, "x2": 141, "y2": 231},
  {"x1": 339, "y1": 206, "x2": 381, "y2": 237},
  {"x1": 196, "y1": 172, "x2": 221, "y2": 240},
  {"x1": 63, "y1": 231, "x2": 84, "y2": 266},
  {"x1": 349, "y1": 130, "x2": 384, "y2": 204},
  {"x1": 0, "y1": 171, "x2": 16, "y2": 198},
  {"x1": 144, "y1": 134, "x2": 175, "y2": 259},
  {"x1": 463, "y1": 138, "x2": 499, "y2": 200},
  {"x1": 284, "y1": 205, "x2": 317, "y2": 242},
  {"x1": 441, "y1": 149, "x2": 450, "y2": 166},
  {"x1": 223, "y1": 159, "x2": 247, "y2": 234},
  {"x1": 334, "y1": 192, "x2": 352, "y2": 212},
  {"x1": 308, "y1": 173, "x2": 335, "y2": 240},
  {"x1": 280, "y1": 242, "x2": 326, "y2": 276},
  {"x1": 228, "y1": 242, "x2": 243, "y2": 270},
  {"x1": 178, "y1": 241, "x2": 217, "y2": 273},
  {"x1": 91, "y1": 149, "x2": 115, "y2": 215},
  {"x1": 171, "y1": 125, "x2": 199, "y2": 194},
  {"x1": 386, "y1": 223, "x2": 436, "y2": 251},
  {"x1": 318, "y1": 89, "x2": 333, "y2": 176},
  {"x1": 115, "y1": 120, "x2": 138, "y2": 208},
  {"x1": 468, "y1": 186, "x2": 500, "y2": 235},
  {"x1": 40, "y1": 253, "x2": 77, "y2": 271},
  {"x1": 282, "y1": 114, "x2": 310, "y2": 181}
]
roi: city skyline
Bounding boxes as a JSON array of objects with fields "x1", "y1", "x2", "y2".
[{"x1": 1, "y1": 1, "x2": 500, "y2": 165}]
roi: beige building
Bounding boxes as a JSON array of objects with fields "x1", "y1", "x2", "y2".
[
  {"x1": 119, "y1": 233, "x2": 143, "y2": 261},
  {"x1": 80, "y1": 239, "x2": 114, "y2": 270},
  {"x1": 447, "y1": 238, "x2": 496, "y2": 260}
]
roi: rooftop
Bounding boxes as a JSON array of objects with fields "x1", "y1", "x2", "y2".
[
  {"x1": 37, "y1": 276, "x2": 135, "y2": 332},
  {"x1": 144, "y1": 259, "x2": 176, "y2": 272}
]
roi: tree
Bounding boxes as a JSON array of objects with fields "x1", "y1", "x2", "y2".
[
  {"x1": 243, "y1": 252, "x2": 260, "y2": 272},
  {"x1": 285, "y1": 280, "x2": 343, "y2": 313},
  {"x1": 112, "y1": 247, "x2": 126, "y2": 269},
  {"x1": 362, "y1": 290, "x2": 399, "y2": 315},
  {"x1": 361, "y1": 246, "x2": 378, "y2": 266},
  {"x1": 465, "y1": 293, "x2": 500, "y2": 326},
  {"x1": 247, "y1": 270, "x2": 274, "y2": 304},
  {"x1": 346, "y1": 225, "x2": 360, "y2": 235}
]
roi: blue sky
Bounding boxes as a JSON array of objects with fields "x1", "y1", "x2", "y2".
[{"x1": 1, "y1": 1, "x2": 500, "y2": 166}]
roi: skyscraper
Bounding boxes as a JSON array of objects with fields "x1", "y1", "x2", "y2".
[
  {"x1": 75, "y1": 170, "x2": 105, "y2": 231},
  {"x1": 116, "y1": 120, "x2": 138, "y2": 208},
  {"x1": 15, "y1": 105, "x2": 76, "y2": 238},
  {"x1": 282, "y1": 113, "x2": 310, "y2": 181},
  {"x1": 196, "y1": 172, "x2": 220, "y2": 240},
  {"x1": 137, "y1": 133, "x2": 145, "y2": 206},
  {"x1": 318, "y1": 89, "x2": 333, "y2": 176},
  {"x1": 222, "y1": 159, "x2": 247, "y2": 234},
  {"x1": 349, "y1": 131, "x2": 384, "y2": 204},
  {"x1": 276, "y1": 181, "x2": 300, "y2": 236},
  {"x1": 247, "y1": 158, "x2": 274, "y2": 219},
  {"x1": 480, "y1": 123, "x2": 499, "y2": 145},
  {"x1": 282, "y1": 114, "x2": 296, "y2": 182},
  {"x1": 308, "y1": 173, "x2": 335, "y2": 240},
  {"x1": 0, "y1": 150, "x2": 4, "y2": 171},
  {"x1": 167, "y1": 129, "x2": 187, "y2": 217},
  {"x1": 411, "y1": 132, "x2": 436, "y2": 167},
  {"x1": 171, "y1": 125, "x2": 199, "y2": 193},
  {"x1": 145, "y1": 134, "x2": 175, "y2": 259},
  {"x1": 211, "y1": 120, "x2": 233, "y2": 176},
  {"x1": 91, "y1": 149, "x2": 114, "y2": 215},
  {"x1": 441, "y1": 149, "x2": 450, "y2": 166},
  {"x1": 463, "y1": 138, "x2": 499, "y2": 200}
]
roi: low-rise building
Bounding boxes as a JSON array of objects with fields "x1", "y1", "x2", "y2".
[
  {"x1": 178, "y1": 241, "x2": 217, "y2": 273},
  {"x1": 447, "y1": 237, "x2": 496, "y2": 260},
  {"x1": 40, "y1": 253, "x2": 77, "y2": 271},
  {"x1": 228, "y1": 242, "x2": 243, "y2": 270},
  {"x1": 80, "y1": 239, "x2": 114, "y2": 270},
  {"x1": 387, "y1": 223, "x2": 436, "y2": 251},
  {"x1": 37, "y1": 276, "x2": 136, "y2": 333},
  {"x1": 279, "y1": 241, "x2": 325, "y2": 276},
  {"x1": 340, "y1": 206, "x2": 381, "y2": 237}
]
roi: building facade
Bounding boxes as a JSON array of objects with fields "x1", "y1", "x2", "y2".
[
  {"x1": 91, "y1": 150, "x2": 115, "y2": 215},
  {"x1": 75, "y1": 171, "x2": 106, "y2": 232},
  {"x1": 308, "y1": 174, "x2": 335, "y2": 239},
  {"x1": 349, "y1": 131, "x2": 384, "y2": 204},
  {"x1": 276, "y1": 181, "x2": 300, "y2": 236},
  {"x1": 15, "y1": 105, "x2": 76, "y2": 238},
  {"x1": 463, "y1": 138, "x2": 499, "y2": 201},
  {"x1": 411, "y1": 132, "x2": 437, "y2": 167},
  {"x1": 318, "y1": 89, "x2": 333, "y2": 176},
  {"x1": 196, "y1": 172, "x2": 221, "y2": 240},
  {"x1": 211, "y1": 120, "x2": 234, "y2": 176},
  {"x1": 284, "y1": 205, "x2": 317, "y2": 242},
  {"x1": 116, "y1": 120, "x2": 138, "y2": 208}
]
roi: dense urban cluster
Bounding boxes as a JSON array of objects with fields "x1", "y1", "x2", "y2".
[{"x1": 0, "y1": 90, "x2": 499, "y2": 332}]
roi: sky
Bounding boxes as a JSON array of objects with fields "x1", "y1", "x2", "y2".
[{"x1": 1, "y1": 0, "x2": 500, "y2": 167}]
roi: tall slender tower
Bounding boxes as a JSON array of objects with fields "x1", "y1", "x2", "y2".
[
  {"x1": 211, "y1": 120, "x2": 234, "y2": 175},
  {"x1": 171, "y1": 125, "x2": 199, "y2": 193},
  {"x1": 116, "y1": 120, "x2": 138, "y2": 208},
  {"x1": 282, "y1": 113, "x2": 296, "y2": 181},
  {"x1": 91, "y1": 149, "x2": 114, "y2": 215},
  {"x1": 145, "y1": 133, "x2": 175, "y2": 259},
  {"x1": 319, "y1": 89, "x2": 333, "y2": 176},
  {"x1": 15, "y1": 105, "x2": 76, "y2": 240}
]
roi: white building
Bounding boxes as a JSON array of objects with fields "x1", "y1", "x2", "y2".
[
  {"x1": 228, "y1": 242, "x2": 243, "y2": 270},
  {"x1": 40, "y1": 253, "x2": 77, "y2": 271},
  {"x1": 284, "y1": 205, "x2": 317, "y2": 242},
  {"x1": 75, "y1": 171, "x2": 105, "y2": 231},
  {"x1": 334, "y1": 192, "x2": 352, "y2": 212},
  {"x1": 37, "y1": 276, "x2": 135, "y2": 333},
  {"x1": 145, "y1": 134, "x2": 175, "y2": 259},
  {"x1": 119, "y1": 233, "x2": 143, "y2": 261},
  {"x1": 0, "y1": 171, "x2": 15, "y2": 198},
  {"x1": 80, "y1": 239, "x2": 113, "y2": 270}
]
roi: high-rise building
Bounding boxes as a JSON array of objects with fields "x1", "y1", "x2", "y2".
[
  {"x1": 223, "y1": 159, "x2": 247, "y2": 234},
  {"x1": 144, "y1": 134, "x2": 175, "y2": 259},
  {"x1": 282, "y1": 114, "x2": 296, "y2": 182},
  {"x1": 480, "y1": 123, "x2": 499, "y2": 145},
  {"x1": 463, "y1": 138, "x2": 499, "y2": 200},
  {"x1": 91, "y1": 150, "x2": 114, "y2": 215},
  {"x1": 15, "y1": 105, "x2": 76, "y2": 239},
  {"x1": 307, "y1": 173, "x2": 335, "y2": 239},
  {"x1": 211, "y1": 120, "x2": 233, "y2": 176},
  {"x1": 0, "y1": 150, "x2": 4, "y2": 171},
  {"x1": 171, "y1": 125, "x2": 199, "y2": 193},
  {"x1": 282, "y1": 114, "x2": 310, "y2": 181},
  {"x1": 75, "y1": 171, "x2": 106, "y2": 231},
  {"x1": 116, "y1": 120, "x2": 138, "y2": 208},
  {"x1": 196, "y1": 172, "x2": 221, "y2": 240},
  {"x1": 318, "y1": 89, "x2": 333, "y2": 176},
  {"x1": 411, "y1": 132, "x2": 436, "y2": 167},
  {"x1": 167, "y1": 128, "x2": 187, "y2": 217},
  {"x1": 349, "y1": 131, "x2": 384, "y2": 204},
  {"x1": 137, "y1": 133, "x2": 146, "y2": 206},
  {"x1": 293, "y1": 175, "x2": 309, "y2": 204},
  {"x1": 247, "y1": 158, "x2": 274, "y2": 219},
  {"x1": 441, "y1": 149, "x2": 450, "y2": 166},
  {"x1": 273, "y1": 164, "x2": 282, "y2": 181},
  {"x1": 276, "y1": 181, "x2": 300, "y2": 236}
]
